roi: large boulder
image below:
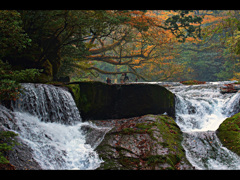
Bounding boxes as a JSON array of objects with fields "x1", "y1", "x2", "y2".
[
  {"x1": 66, "y1": 81, "x2": 175, "y2": 121},
  {"x1": 93, "y1": 115, "x2": 193, "y2": 170},
  {"x1": 217, "y1": 112, "x2": 240, "y2": 156}
]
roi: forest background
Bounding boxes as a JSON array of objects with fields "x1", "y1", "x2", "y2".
[{"x1": 2, "y1": 10, "x2": 240, "y2": 100}]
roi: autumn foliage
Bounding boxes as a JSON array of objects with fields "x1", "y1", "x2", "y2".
[
  {"x1": 3, "y1": 10, "x2": 240, "y2": 83},
  {"x1": 83, "y1": 10, "x2": 203, "y2": 81}
]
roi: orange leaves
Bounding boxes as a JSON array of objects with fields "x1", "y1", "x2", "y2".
[
  {"x1": 88, "y1": 11, "x2": 202, "y2": 80},
  {"x1": 111, "y1": 10, "x2": 154, "y2": 31},
  {"x1": 201, "y1": 13, "x2": 228, "y2": 25},
  {"x1": 145, "y1": 10, "x2": 177, "y2": 22}
]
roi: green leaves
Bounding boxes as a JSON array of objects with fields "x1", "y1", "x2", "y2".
[
  {"x1": 0, "y1": 131, "x2": 19, "y2": 164},
  {"x1": 0, "y1": 10, "x2": 31, "y2": 58},
  {"x1": 164, "y1": 10, "x2": 203, "y2": 42},
  {"x1": 0, "y1": 60, "x2": 42, "y2": 101}
]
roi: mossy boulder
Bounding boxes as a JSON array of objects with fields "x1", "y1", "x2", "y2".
[
  {"x1": 217, "y1": 112, "x2": 240, "y2": 156},
  {"x1": 93, "y1": 114, "x2": 193, "y2": 170},
  {"x1": 66, "y1": 81, "x2": 175, "y2": 121},
  {"x1": 180, "y1": 80, "x2": 206, "y2": 85}
]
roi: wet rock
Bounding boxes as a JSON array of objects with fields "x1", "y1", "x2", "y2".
[
  {"x1": 66, "y1": 81, "x2": 175, "y2": 121},
  {"x1": 0, "y1": 106, "x2": 42, "y2": 170},
  {"x1": 8, "y1": 138, "x2": 42, "y2": 170},
  {"x1": 220, "y1": 83, "x2": 240, "y2": 94},
  {"x1": 80, "y1": 123, "x2": 111, "y2": 149},
  {"x1": 217, "y1": 112, "x2": 240, "y2": 156},
  {"x1": 93, "y1": 115, "x2": 193, "y2": 170}
]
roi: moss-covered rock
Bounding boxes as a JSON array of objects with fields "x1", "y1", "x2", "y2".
[
  {"x1": 93, "y1": 115, "x2": 193, "y2": 170},
  {"x1": 66, "y1": 81, "x2": 175, "y2": 121},
  {"x1": 180, "y1": 80, "x2": 206, "y2": 85},
  {"x1": 217, "y1": 112, "x2": 240, "y2": 156}
]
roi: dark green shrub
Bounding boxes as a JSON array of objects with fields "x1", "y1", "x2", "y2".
[
  {"x1": 0, "y1": 131, "x2": 19, "y2": 164},
  {"x1": 0, "y1": 60, "x2": 42, "y2": 101}
]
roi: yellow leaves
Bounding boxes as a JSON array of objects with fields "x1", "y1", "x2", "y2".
[
  {"x1": 185, "y1": 36, "x2": 198, "y2": 43},
  {"x1": 230, "y1": 78, "x2": 239, "y2": 81},
  {"x1": 88, "y1": 11, "x2": 201, "y2": 81},
  {"x1": 202, "y1": 14, "x2": 223, "y2": 24},
  {"x1": 146, "y1": 10, "x2": 178, "y2": 21},
  {"x1": 232, "y1": 72, "x2": 240, "y2": 81},
  {"x1": 187, "y1": 67, "x2": 194, "y2": 73}
]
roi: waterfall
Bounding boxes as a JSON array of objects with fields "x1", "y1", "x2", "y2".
[
  {"x1": 166, "y1": 82, "x2": 240, "y2": 169},
  {"x1": 182, "y1": 132, "x2": 240, "y2": 169},
  {"x1": 12, "y1": 83, "x2": 81, "y2": 125},
  {"x1": 0, "y1": 83, "x2": 111, "y2": 170},
  {"x1": 2, "y1": 82, "x2": 240, "y2": 170},
  {"x1": 172, "y1": 84, "x2": 232, "y2": 132}
]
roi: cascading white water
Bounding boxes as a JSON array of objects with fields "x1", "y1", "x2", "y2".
[
  {"x1": 172, "y1": 84, "x2": 232, "y2": 132},
  {"x1": 13, "y1": 112, "x2": 103, "y2": 170},
  {"x1": 12, "y1": 83, "x2": 81, "y2": 124},
  {"x1": 1, "y1": 83, "x2": 111, "y2": 170},
  {"x1": 166, "y1": 82, "x2": 240, "y2": 170},
  {"x1": 182, "y1": 132, "x2": 240, "y2": 169},
  {"x1": 2, "y1": 81, "x2": 240, "y2": 170}
]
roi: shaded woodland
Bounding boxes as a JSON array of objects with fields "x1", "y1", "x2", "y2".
[{"x1": 2, "y1": 10, "x2": 240, "y2": 100}]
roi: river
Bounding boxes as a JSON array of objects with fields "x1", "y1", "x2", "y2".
[
  {"x1": 1, "y1": 82, "x2": 240, "y2": 169},
  {"x1": 1, "y1": 83, "x2": 111, "y2": 170},
  {"x1": 165, "y1": 81, "x2": 240, "y2": 169}
]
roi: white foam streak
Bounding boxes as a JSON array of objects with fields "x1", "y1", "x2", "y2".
[
  {"x1": 14, "y1": 111, "x2": 103, "y2": 170},
  {"x1": 170, "y1": 84, "x2": 235, "y2": 132},
  {"x1": 3, "y1": 83, "x2": 108, "y2": 170},
  {"x1": 166, "y1": 82, "x2": 240, "y2": 170}
]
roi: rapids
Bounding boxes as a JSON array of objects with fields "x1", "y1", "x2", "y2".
[
  {"x1": 1, "y1": 81, "x2": 240, "y2": 170},
  {"x1": 166, "y1": 81, "x2": 240, "y2": 169},
  {"x1": 0, "y1": 83, "x2": 111, "y2": 170}
]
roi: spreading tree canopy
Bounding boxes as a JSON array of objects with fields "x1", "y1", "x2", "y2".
[{"x1": 1, "y1": 10, "x2": 203, "y2": 82}]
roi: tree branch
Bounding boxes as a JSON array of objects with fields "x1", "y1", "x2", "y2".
[
  {"x1": 73, "y1": 64, "x2": 149, "y2": 82},
  {"x1": 87, "y1": 66, "x2": 131, "y2": 75},
  {"x1": 86, "y1": 54, "x2": 146, "y2": 65},
  {"x1": 128, "y1": 65, "x2": 149, "y2": 81},
  {"x1": 88, "y1": 32, "x2": 128, "y2": 55}
]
